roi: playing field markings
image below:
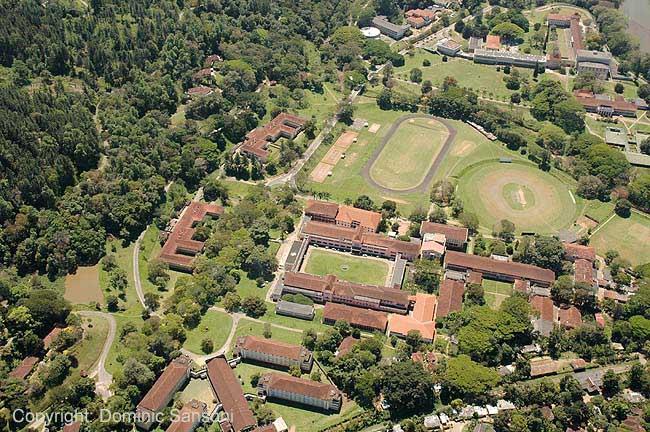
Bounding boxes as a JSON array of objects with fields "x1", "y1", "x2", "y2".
[
  {"x1": 309, "y1": 131, "x2": 358, "y2": 182},
  {"x1": 569, "y1": 190, "x2": 576, "y2": 204},
  {"x1": 368, "y1": 123, "x2": 381, "y2": 133}
]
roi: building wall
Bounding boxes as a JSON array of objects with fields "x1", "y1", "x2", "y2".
[
  {"x1": 238, "y1": 348, "x2": 312, "y2": 372},
  {"x1": 262, "y1": 387, "x2": 341, "y2": 411},
  {"x1": 577, "y1": 64, "x2": 609, "y2": 79}
]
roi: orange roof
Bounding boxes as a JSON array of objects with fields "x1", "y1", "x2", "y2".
[
  {"x1": 138, "y1": 356, "x2": 190, "y2": 413},
  {"x1": 573, "y1": 90, "x2": 637, "y2": 114},
  {"x1": 412, "y1": 293, "x2": 437, "y2": 322},
  {"x1": 335, "y1": 205, "x2": 382, "y2": 232},
  {"x1": 206, "y1": 356, "x2": 257, "y2": 432},
  {"x1": 405, "y1": 8, "x2": 437, "y2": 20},
  {"x1": 44, "y1": 327, "x2": 63, "y2": 350},
  {"x1": 564, "y1": 243, "x2": 596, "y2": 261},
  {"x1": 574, "y1": 259, "x2": 594, "y2": 284},
  {"x1": 530, "y1": 295, "x2": 554, "y2": 321},
  {"x1": 159, "y1": 202, "x2": 224, "y2": 271},
  {"x1": 486, "y1": 35, "x2": 501, "y2": 50},
  {"x1": 234, "y1": 336, "x2": 309, "y2": 362},
  {"x1": 514, "y1": 279, "x2": 530, "y2": 293},
  {"x1": 558, "y1": 306, "x2": 582, "y2": 328},
  {"x1": 594, "y1": 313, "x2": 606, "y2": 328},
  {"x1": 336, "y1": 336, "x2": 359, "y2": 357},
  {"x1": 9, "y1": 356, "x2": 40, "y2": 380},
  {"x1": 241, "y1": 112, "x2": 307, "y2": 161},
  {"x1": 305, "y1": 200, "x2": 339, "y2": 219},
  {"x1": 445, "y1": 251, "x2": 556, "y2": 285},
  {"x1": 259, "y1": 373, "x2": 341, "y2": 401},
  {"x1": 63, "y1": 422, "x2": 81, "y2": 432},
  {"x1": 437, "y1": 278, "x2": 464, "y2": 318},
  {"x1": 389, "y1": 315, "x2": 436, "y2": 341},
  {"x1": 420, "y1": 222, "x2": 468, "y2": 244},
  {"x1": 323, "y1": 302, "x2": 388, "y2": 331}
]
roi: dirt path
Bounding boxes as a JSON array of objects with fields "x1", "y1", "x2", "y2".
[
  {"x1": 78, "y1": 311, "x2": 116, "y2": 400},
  {"x1": 361, "y1": 114, "x2": 457, "y2": 194}
]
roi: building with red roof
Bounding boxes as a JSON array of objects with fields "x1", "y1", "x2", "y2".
[
  {"x1": 573, "y1": 90, "x2": 638, "y2": 117},
  {"x1": 165, "y1": 399, "x2": 206, "y2": 432},
  {"x1": 136, "y1": 356, "x2": 191, "y2": 431},
  {"x1": 240, "y1": 113, "x2": 307, "y2": 162},
  {"x1": 388, "y1": 292, "x2": 437, "y2": 342},
  {"x1": 594, "y1": 313, "x2": 606, "y2": 328},
  {"x1": 9, "y1": 356, "x2": 40, "y2": 380},
  {"x1": 63, "y1": 422, "x2": 81, "y2": 432},
  {"x1": 206, "y1": 356, "x2": 257, "y2": 432},
  {"x1": 282, "y1": 272, "x2": 410, "y2": 313},
  {"x1": 234, "y1": 336, "x2": 313, "y2": 372},
  {"x1": 530, "y1": 295, "x2": 555, "y2": 336},
  {"x1": 436, "y1": 278, "x2": 464, "y2": 318},
  {"x1": 305, "y1": 200, "x2": 382, "y2": 233},
  {"x1": 574, "y1": 258, "x2": 595, "y2": 285},
  {"x1": 323, "y1": 302, "x2": 389, "y2": 332},
  {"x1": 336, "y1": 336, "x2": 359, "y2": 357},
  {"x1": 485, "y1": 35, "x2": 501, "y2": 51},
  {"x1": 43, "y1": 327, "x2": 63, "y2": 351},
  {"x1": 564, "y1": 243, "x2": 596, "y2": 262},
  {"x1": 158, "y1": 202, "x2": 224, "y2": 272},
  {"x1": 258, "y1": 373, "x2": 342, "y2": 412},
  {"x1": 558, "y1": 306, "x2": 582, "y2": 329},
  {"x1": 444, "y1": 251, "x2": 555, "y2": 287},
  {"x1": 420, "y1": 222, "x2": 468, "y2": 250}
]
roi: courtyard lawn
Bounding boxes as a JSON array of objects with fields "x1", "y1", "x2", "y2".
[
  {"x1": 261, "y1": 305, "x2": 328, "y2": 333},
  {"x1": 138, "y1": 225, "x2": 182, "y2": 306},
  {"x1": 183, "y1": 310, "x2": 233, "y2": 354},
  {"x1": 483, "y1": 279, "x2": 514, "y2": 310},
  {"x1": 303, "y1": 248, "x2": 390, "y2": 286},
  {"x1": 590, "y1": 211, "x2": 650, "y2": 266},
  {"x1": 368, "y1": 117, "x2": 447, "y2": 190}
]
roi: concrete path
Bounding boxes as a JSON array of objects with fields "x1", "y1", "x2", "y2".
[
  {"x1": 133, "y1": 230, "x2": 148, "y2": 311},
  {"x1": 78, "y1": 311, "x2": 116, "y2": 400},
  {"x1": 360, "y1": 114, "x2": 457, "y2": 194}
]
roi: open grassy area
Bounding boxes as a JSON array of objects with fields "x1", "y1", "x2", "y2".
[
  {"x1": 369, "y1": 117, "x2": 447, "y2": 190},
  {"x1": 590, "y1": 211, "x2": 650, "y2": 266},
  {"x1": 303, "y1": 248, "x2": 390, "y2": 286},
  {"x1": 456, "y1": 161, "x2": 578, "y2": 234},
  {"x1": 65, "y1": 265, "x2": 103, "y2": 305},
  {"x1": 394, "y1": 49, "x2": 534, "y2": 101},
  {"x1": 261, "y1": 304, "x2": 328, "y2": 333},
  {"x1": 183, "y1": 310, "x2": 233, "y2": 354},
  {"x1": 483, "y1": 279, "x2": 514, "y2": 310},
  {"x1": 138, "y1": 225, "x2": 182, "y2": 306}
]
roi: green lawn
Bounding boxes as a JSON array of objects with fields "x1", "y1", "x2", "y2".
[
  {"x1": 583, "y1": 200, "x2": 615, "y2": 223},
  {"x1": 183, "y1": 310, "x2": 233, "y2": 354},
  {"x1": 590, "y1": 211, "x2": 650, "y2": 266},
  {"x1": 483, "y1": 279, "x2": 514, "y2": 310},
  {"x1": 369, "y1": 117, "x2": 446, "y2": 190},
  {"x1": 456, "y1": 161, "x2": 578, "y2": 234},
  {"x1": 261, "y1": 304, "x2": 328, "y2": 333},
  {"x1": 393, "y1": 49, "x2": 534, "y2": 101},
  {"x1": 138, "y1": 225, "x2": 182, "y2": 307},
  {"x1": 303, "y1": 248, "x2": 390, "y2": 286}
]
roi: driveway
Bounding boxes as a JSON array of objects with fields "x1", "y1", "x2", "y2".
[{"x1": 78, "y1": 311, "x2": 116, "y2": 400}]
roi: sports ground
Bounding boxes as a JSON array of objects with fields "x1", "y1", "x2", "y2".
[
  {"x1": 302, "y1": 247, "x2": 390, "y2": 286},
  {"x1": 590, "y1": 211, "x2": 650, "y2": 266},
  {"x1": 456, "y1": 161, "x2": 579, "y2": 234}
]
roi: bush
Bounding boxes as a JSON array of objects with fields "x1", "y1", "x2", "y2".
[
  {"x1": 423, "y1": 59, "x2": 431, "y2": 66},
  {"x1": 201, "y1": 338, "x2": 214, "y2": 354}
]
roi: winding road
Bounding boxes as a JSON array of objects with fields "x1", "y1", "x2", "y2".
[
  {"x1": 78, "y1": 311, "x2": 116, "y2": 400},
  {"x1": 361, "y1": 114, "x2": 457, "y2": 194}
]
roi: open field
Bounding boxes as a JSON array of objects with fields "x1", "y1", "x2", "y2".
[
  {"x1": 302, "y1": 248, "x2": 390, "y2": 286},
  {"x1": 483, "y1": 279, "x2": 514, "y2": 310},
  {"x1": 261, "y1": 305, "x2": 328, "y2": 333},
  {"x1": 310, "y1": 131, "x2": 358, "y2": 183},
  {"x1": 183, "y1": 310, "x2": 233, "y2": 354},
  {"x1": 368, "y1": 116, "x2": 448, "y2": 191},
  {"x1": 590, "y1": 211, "x2": 650, "y2": 266},
  {"x1": 457, "y1": 161, "x2": 578, "y2": 234},
  {"x1": 394, "y1": 50, "x2": 534, "y2": 100},
  {"x1": 138, "y1": 225, "x2": 182, "y2": 306},
  {"x1": 65, "y1": 265, "x2": 103, "y2": 305}
]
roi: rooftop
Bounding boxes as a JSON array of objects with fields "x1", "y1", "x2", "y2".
[
  {"x1": 138, "y1": 356, "x2": 191, "y2": 413},
  {"x1": 305, "y1": 200, "x2": 339, "y2": 219},
  {"x1": 323, "y1": 302, "x2": 389, "y2": 331},
  {"x1": 564, "y1": 243, "x2": 596, "y2": 261},
  {"x1": 420, "y1": 222, "x2": 468, "y2": 244},
  {"x1": 558, "y1": 306, "x2": 582, "y2": 328},
  {"x1": 474, "y1": 49, "x2": 546, "y2": 62},
  {"x1": 165, "y1": 400, "x2": 207, "y2": 432},
  {"x1": 9, "y1": 356, "x2": 40, "y2": 380},
  {"x1": 437, "y1": 278, "x2": 464, "y2": 318},
  {"x1": 335, "y1": 205, "x2": 382, "y2": 231},
  {"x1": 485, "y1": 34, "x2": 501, "y2": 50},
  {"x1": 445, "y1": 251, "x2": 556, "y2": 285},
  {"x1": 241, "y1": 112, "x2": 307, "y2": 161},
  {"x1": 574, "y1": 258, "x2": 594, "y2": 284},
  {"x1": 206, "y1": 356, "x2": 257, "y2": 432},
  {"x1": 235, "y1": 336, "x2": 310, "y2": 362},
  {"x1": 259, "y1": 372, "x2": 341, "y2": 401},
  {"x1": 336, "y1": 336, "x2": 359, "y2": 357}
]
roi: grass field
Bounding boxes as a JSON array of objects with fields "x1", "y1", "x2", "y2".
[
  {"x1": 483, "y1": 279, "x2": 514, "y2": 310},
  {"x1": 65, "y1": 265, "x2": 103, "y2": 305},
  {"x1": 369, "y1": 117, "x2": 447, "y2": 190},
  {"x1": 456, "y1": 161, "x2": 578, "y2": 234},
  {"x1": 183, "y1": 310, "x2": 233, "y2": 354},
  {"x1": 394, "y1": 50, "x2": 534, "y2": 100},
  {"x1": 261, "y1": 304, "x2": 328, "y2": 333},
  {"x1": 138, "y1": 225, "x2": 182, "y2": 307},
  {"x1": 303, "y1": 248, "x2": 390, "y2": 286},
  {"x1": 590, "y1": 211, "x2": 650, "y2": 266}
]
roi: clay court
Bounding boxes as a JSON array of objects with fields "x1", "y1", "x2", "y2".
[
  {"x1": 457, "y1": 162, "x2": 577, "y2": 234},
  {"x1": 368, "y1": 123, "x2": 381, "y2": 133},
  {"x1": 309, "y1": 131, "x2": 358, "y2": 183},
  {"x1": 64, "y1": 265, "x2": 104, "y2": 304}
]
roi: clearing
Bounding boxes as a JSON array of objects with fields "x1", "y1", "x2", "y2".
[{"x1": 302, "y1": 247, "x2": 391, "y2": 286}]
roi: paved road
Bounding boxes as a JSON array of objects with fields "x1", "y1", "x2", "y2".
[
  {"x1": 78, "y1": 311, "x2": 116, "y2": 400},
  {"x1": 133, "y1": 229, "x2": 148, "y2": 311},
  {"x1": 360, "y1": 114, "x2": 457, "y2": 194}
]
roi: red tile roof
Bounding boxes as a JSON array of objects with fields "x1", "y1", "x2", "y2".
[
  {"x1": 437, "y1": 278, "x2": 464, "y2": 318},
  {"x1": 558, "y1": 306, "x2": 582, "y2": 329},
  {"x1": 530, "y1": 295, "x2": 554, "y2": 321},
  {"x1": 389, "y1": 293, "x2": 437, "y2": 341},
  {"x1": 138, "y1": 356, "x2": 191, "y2": 413},
  {"x1": 206, "y1": 356, "x2": 256, "y2": 432},
  {"x1": 335, "y1": 205, "x2": 382, "y2": 232},
  {"x1": 467, "y1": 271, "x2": 483, "y2": 285},
  {"x1": 305, "y1": 200, "x2": 339, "y2": 219},
  {"x1": 192, "y1": 68, "x2": 213, "y2": 80},
  {"x1": 514, "y1": 279, "x2": 530, "y2": 293},
  {"x1": 444, "y1": 251, "x2": 556, "y2": 285},
  {"x1": 323, "y1": 302, "x2": 388, "y2": 331},
  {"x1": 405, "y1": 8, "x2": 437, "y2": 20},
  {"x1": 570, "y1": 18, "x2": 584, "y2": 50},
  {"x1": 241, "y1": 113, "x2": 307, "y2": 161},
  {"x1": 336, "y1": 336, "x2": 359, "y2": 357},
  {"x1": 486, "y1": 35, "x2": 501, "y2": 50},
  {"x1": 573, "y1": 90, "x2": 637, "y2": 114},
  {"x1": 63, "y1": 422, "x2": 81, "y2": 432},
  {"x1": 9, "y1": 356, "x2": 40, "y2": 380},
  {"x1": 234, "y1": 336, "x2": 309, "y2": 362},
  {"x1": 165, "y1": 400, "x2": 206, "y2": 432},
  {"x1": 574, "y1": 259, "x2": 594, "y2": 284},
  {"x1": 283, "y1": 272, "x2": 410, "y2": 308},
  {"x1": 159, "y1": 202, "x2": 224, "y2": 272},
  {"x1": 258, "y1": 372, "x2": 341, "y2": 401},
  {"x1": 420, "y1": 222, "x2": 468, "y2": 244},
  {"x1": 412, "y1": 292, "x2": 437, "y2": 322},
  {"x1": 44, "y1": 327, "x2": 63, "y2": 350},
  {"x1": 594, "y1": 313, "x2": 606, "y2": 328},
  {"x1": 564, "y1": 243, "x2": 596, "y2": 261},
  {"x1": 530, "y1": 358, "x2": 560, "y2": 377},
  {"x1": 186, "y1": 86, "x2": 213, "y2": 97}
]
